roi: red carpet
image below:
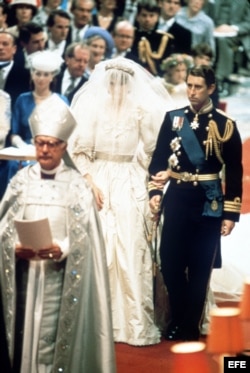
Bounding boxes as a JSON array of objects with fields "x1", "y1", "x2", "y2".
[
  {"x1": 115, "y1": 303, "x2": 239, "y2": 372},
  {"x1": 116, "y1": 136, "x2": 249, "y2": 372},
  {"x1": 115, "y1": 143, "x2": 250, "y2": 373},
  {"x1": 115, "y1": 337, "x2": 219, "y2": 372},
  {"x1": 115, "y1": 340, "x2": 173, "y2": 372}
]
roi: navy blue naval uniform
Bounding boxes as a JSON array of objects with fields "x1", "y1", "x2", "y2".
[{"x1": 148, "y1": 104, "x2": 242, "y2": 340}]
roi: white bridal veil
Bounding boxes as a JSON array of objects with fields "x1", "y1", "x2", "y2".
[{"x1": 69, "y1": 57, "x2": 174, "y2": 159}]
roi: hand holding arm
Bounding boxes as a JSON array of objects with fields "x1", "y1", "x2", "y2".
[
  {"x1": 150, "y1": 170, "x2": 171, "y2": 189},
  {"x1": 84, "y1": 173, "x2": 104, "y2": 211}
]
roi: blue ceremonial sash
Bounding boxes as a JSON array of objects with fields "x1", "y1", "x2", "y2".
[{"x1": 169, "y1": 110, "x2": 223, "y2": 217}]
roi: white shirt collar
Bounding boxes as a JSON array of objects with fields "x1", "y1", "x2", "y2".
[
  {"x1": 62, "y1": 69, "x2": 82, "y2": 95},
  {"x1": 71, "y1": 23, "x2": 89, "y2": 41},
  {"x1": 1, "y1": 60, "x2": 14, "y2": 80},
  {"x1": 48, "y1": 39, "x2": 66, "y2": 56},
  {"x1": 158, "y1": 16, "x2": 175, "y2": 31}
]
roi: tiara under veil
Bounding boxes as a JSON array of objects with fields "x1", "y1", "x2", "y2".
[{"x1": 69, "y1": 57, "x2": 174, "y2": 159}]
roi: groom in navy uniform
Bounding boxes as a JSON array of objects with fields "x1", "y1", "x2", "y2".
[{"x1": 148, "y1": 66, "x2": 242, "y2": 340}]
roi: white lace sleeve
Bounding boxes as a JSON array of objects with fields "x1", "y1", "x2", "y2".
[{"x1": 72, "y1": 151, "x2": 92, "y2": 176}]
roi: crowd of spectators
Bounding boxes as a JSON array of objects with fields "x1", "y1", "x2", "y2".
[
  {"x1": 0, "y1": 1, "x2": 247, "y2": 367},
  {"x1": 0, "y1": 0, "x2": 249, "y2": 101},
  {"x1": 0, "y1": 0, "x2": 250, "y2": 198}
]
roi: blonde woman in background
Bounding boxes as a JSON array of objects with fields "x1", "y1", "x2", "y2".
[{"x1": 159, "y1": 53, "x2": 193, "y2": 108}]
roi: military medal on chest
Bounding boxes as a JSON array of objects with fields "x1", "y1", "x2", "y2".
[{"x1": 190, "y1": 113, "x2": 199, "y2": 130}]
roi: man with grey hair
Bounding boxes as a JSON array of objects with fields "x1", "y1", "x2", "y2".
[
  {"x1": 112, "y1": 19, "x2": 140, "y2": 62},
  {"x1": 55, "y1": 41, "x2": 90, "y2": 102},
  {"x1": 0, "y1": 94, "x2": 115, "y2": 373}
]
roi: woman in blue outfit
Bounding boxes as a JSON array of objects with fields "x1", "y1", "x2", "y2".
[
  {"x1": 7, "y1": 50, "x2": 68, "y2": 184},
  {"x1": 11, "y1": 50, "x2": 68, "y2": 147}
]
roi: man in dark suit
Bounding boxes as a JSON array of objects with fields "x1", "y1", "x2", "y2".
[
  {"x1": 46, "y1": 9, "x2": 71, "y2": 58},
  {"x1": 68, "y1": 0, "x2": 95, "y2": 43},
  {"x1": 112, "y1": 19, "x2": 140, "y2": 63},
  {"x1": 55, "y1": 42, "x2": 90, "y2": 103},
  {"x1": 13, "y1": 21, "x2": 46, "y2": 89},
  {"x1": 0, "y1": 31, "x2": 30, "y2": 108},
  {"x1": 131, "y1": 0, "x2": 177, "y2": 76},
  {"x1": 157, "y1": 0, "x2": 192, "y2": 55}
]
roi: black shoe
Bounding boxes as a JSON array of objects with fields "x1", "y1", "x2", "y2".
[
  {"x1": 182, "y1": 333, "x2": 200, "y2": 341},
  {"x1": 164, "y1": 323, "x2": 182, "y2": 341},
  {"x1": 181, "y1": 327, "x2": 200, "y2": 341}
]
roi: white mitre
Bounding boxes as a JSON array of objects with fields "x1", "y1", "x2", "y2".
[{"x1": 29, "y1": 94, "x2": 77, "y2": 142}]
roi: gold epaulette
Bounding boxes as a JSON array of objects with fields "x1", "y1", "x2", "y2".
[
  {"x1": 216, "y1": 108, "x2": 235, "y2": 122},
  {"x1": 156, "y1": 30, "x2": 174, "y2": 39},
  {"x1": 205, "y1": 118, "x2": 234, "y2": 163},
  {"x1": 148, "y1": 181, "x2": 162, "y2": 193},
  {"x1": 224, "y1": 197, "x2": 241, "y2": 214},
  {"x1": 138, "y1": 32, "x2": 172, "y2": 75}
]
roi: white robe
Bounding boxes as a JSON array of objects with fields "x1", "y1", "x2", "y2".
[{"x1": 0, "y1": 162, "x2": 116, "y2": 373}]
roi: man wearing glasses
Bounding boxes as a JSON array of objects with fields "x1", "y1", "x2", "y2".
[
  {"x1": 0, "y1": 94, "x2": 115, "y2": 373},
  {"x1": 112, "y1": 19, "x2": 140, "y2": 62}
]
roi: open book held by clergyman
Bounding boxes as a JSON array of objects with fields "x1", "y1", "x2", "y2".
[{"x1": 14, "y1": 218, "x2": 53, "y2": 252}]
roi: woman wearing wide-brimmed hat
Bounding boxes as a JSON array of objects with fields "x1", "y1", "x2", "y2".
[{"x1": 7, "y1": 0, "x2": 38, "y2": 38}]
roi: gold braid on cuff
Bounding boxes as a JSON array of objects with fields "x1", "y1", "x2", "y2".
[{"x1": 224, "y1": 197, "x2": 242, "y2": 214}]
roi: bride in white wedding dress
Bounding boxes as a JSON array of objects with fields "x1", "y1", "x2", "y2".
[{"x1": 69, "y1": 57, "x2": 173, "y2": 345}]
